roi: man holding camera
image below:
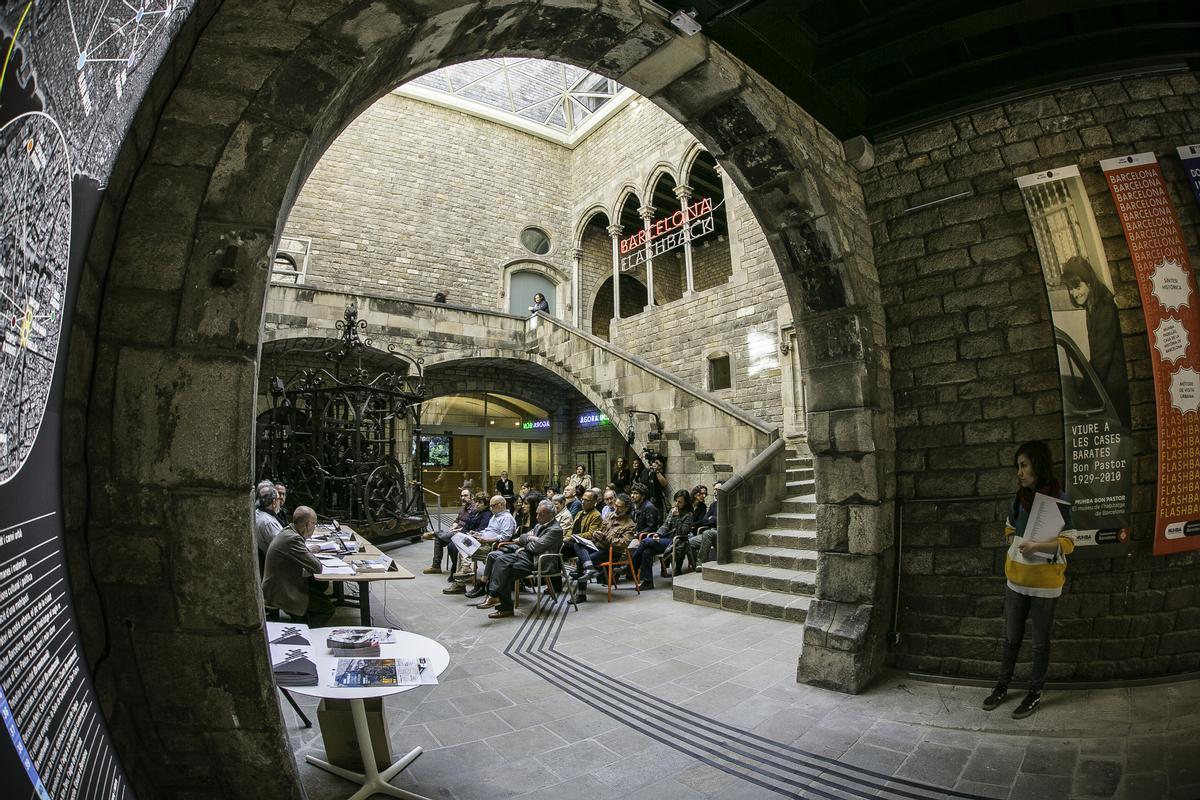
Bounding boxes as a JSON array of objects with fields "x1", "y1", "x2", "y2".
[{"x1": 638, "y1": 453, "x2": 670, "y2": 513}]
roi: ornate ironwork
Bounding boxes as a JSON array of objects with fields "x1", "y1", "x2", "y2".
[{"x1": 256, "y1": 303, "x2": 428, "y2": 529}]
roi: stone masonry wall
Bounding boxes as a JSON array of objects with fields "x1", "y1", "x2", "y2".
[
  {"x1": 866, "y1": 72, "x2": 1200, "y2": 680},
  {"x1": 616, "y1": 185, "x2": 789, "y2": 428},
  {"x1": 282, "y1": 93, "x2": 574, "y2": 301},
  {"x1": 282, "y1": 92, "x2": 788, "y2": 441}
]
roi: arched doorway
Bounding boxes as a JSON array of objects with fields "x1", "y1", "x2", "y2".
[
  {"x1": 508, "y1": 270, "x2": 557, "y2": 316},
  {"x1": 591, "y1": 275, "x2": 649, "y2": 341},
  {"x1": 60, "y1": 3, "x2": 891, "y2": 794}
]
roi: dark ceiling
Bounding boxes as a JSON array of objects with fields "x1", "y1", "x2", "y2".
[{"x1": 654, "y1": 0, "x2": 1200, "y2": 140}]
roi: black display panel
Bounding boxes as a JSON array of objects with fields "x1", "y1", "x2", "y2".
[
  {"x1": 420, "y1": 434, "x2": 453, "y2": 467},
  {"x1": 0, "y1": 2, "x2": 194, "y2": 797}
]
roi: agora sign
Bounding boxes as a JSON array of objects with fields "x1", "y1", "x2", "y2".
[{"x1": 619, "y1": 197, "x2": 713, "y2": 254}]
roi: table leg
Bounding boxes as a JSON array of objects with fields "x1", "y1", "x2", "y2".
[
  {"x1": 305, "y1": 698, "x2": 431, "y2": 800},
  {"x1": 358, "y1": 580, "x2": 372, "y2": 626}
]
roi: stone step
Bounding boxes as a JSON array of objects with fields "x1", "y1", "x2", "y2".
[
  {"x1": 672, "y1": 572, "x2": 810, "y2": 624},
  {"x1": 746, "y1": 528, "x2": 816, "y2": 548},
  {"x1": 701, "y1": 561, "x2": 816, "y2": 594},
  {"x1": 731, "y1": 545, "x2": 818, "y2": 571},
  {"x1": 766, "y1": 511, "x2": 815, "y2": 530},
  {"x1": 781, "y1": 494, "x2": 816, "y2": 513},
  {"x1": 786, "y1": 479, "x2": 815, "y2": 493},
  {"x1": 786, "y1": 467, "x2": 814, "y2": 482},
  {"x1": 785, "y1": 457, "x2": 812, "y2": 468}
]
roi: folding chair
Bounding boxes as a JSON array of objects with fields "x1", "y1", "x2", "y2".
[{"x1": 595, "y1": 543, "x2": 641, "y2": 603}]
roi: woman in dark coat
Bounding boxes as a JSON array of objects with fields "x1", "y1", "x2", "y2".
[{"x1": 1061, "y1": 256, "x2": 1131, "y2": 428}]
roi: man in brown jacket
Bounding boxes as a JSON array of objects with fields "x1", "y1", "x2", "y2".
[{"x1": 262, "y1": 506, "x2": 333, "y2": 626}]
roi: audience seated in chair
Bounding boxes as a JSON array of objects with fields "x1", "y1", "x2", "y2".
[
  {"x1": 628, "y1": 489, "x2": 693, "y2": 590},
  {"x1": 689, "y1": 480, "x2": 720, "y2": 569},
  {"x1": 427, "y1": 490, "x2": 487, "y2": 579},
  {"x1": 560, "y1": 490, "x2": 602, "y2": 590},
  {"x1": 466, "y1": 493, "x2": 542, "y2": 600},
  {"x1": 477, "y1": 499, "x2": 564, "y2": 618},
  {"x1": 576, "y1": 493, "x2": 637, "y2": 602},
  {"x1": 444, "y1": 495, "x2": 516, "y2": 595}
]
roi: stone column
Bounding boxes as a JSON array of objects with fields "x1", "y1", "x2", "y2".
[
  {"x1": 638, "y1": 204, "x2": 656, "y2": 308},
  {"x1": 713, "y1": 164, "x2": 743, "y2": 279},
  {"x1": 607, "y1": 223, "x2": 623, "y2": 322},
  {"x1": 674, "y1": 184, "x2": 695, "y2": 296},
  {"x1": 571, "y1": 246, "x2": 584, "y2": 327}
]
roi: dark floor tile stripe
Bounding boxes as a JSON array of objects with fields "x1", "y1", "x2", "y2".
[
  {"x1": 507, "y1": 602, "x2": 884, "y2": 800},
  {"x1": 506, "y1": 596, "x2": 991, "y2": 800}
]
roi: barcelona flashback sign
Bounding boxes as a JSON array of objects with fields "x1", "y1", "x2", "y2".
[
  {"x1": 619, "y1": 197, "x2": 714, "y2": 272},
  {"x1": 1016, "y1": 166, "x2": 1132, "y2": 547},
  {"x1": 1101, "y1": 153, "x2": 1200, "y2": 556}
]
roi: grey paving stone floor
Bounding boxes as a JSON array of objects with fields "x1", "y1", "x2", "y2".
[{"x1": 285, "y1": 542, "x2": 1200, "y2": 800}]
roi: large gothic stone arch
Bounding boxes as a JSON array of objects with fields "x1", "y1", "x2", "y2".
[{"x1": 64, "y1": 1, "x2": 894, "y2": 795}]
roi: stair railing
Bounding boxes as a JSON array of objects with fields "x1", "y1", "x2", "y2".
[
  {"x1": 528, "y1": 312, "x2": 775, "y2": 435},
  {"x1": 714, "y1": 436, "x2": 787, "y2": 564}
]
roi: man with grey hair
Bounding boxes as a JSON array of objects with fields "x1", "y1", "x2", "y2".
[
  {"x1": 254, "y1": 483, "x2": 283, "y2": 573},
  {"x1": 478, "y1": 499, "x2": 563, "y2": 619},
  {"x1": 262, "y1": 506, "x2": 333, "y2": 626}
]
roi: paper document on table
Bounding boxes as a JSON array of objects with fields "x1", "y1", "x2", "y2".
[
  {"x1": 452, "y1": 532, "x2": 481, "y2": 558},
  {"x1": 316, "y1": 555, "x2": 356, "y2": 575}
]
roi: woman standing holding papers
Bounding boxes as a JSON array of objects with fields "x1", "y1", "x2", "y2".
[{"x1": 983, "y1": 440, "x2": 1075, "y2": 719}]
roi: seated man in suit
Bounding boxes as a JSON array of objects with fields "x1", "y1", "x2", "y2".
[
  {"x1": 262, "y1": 506, "x2": 333, "y2": 626},
  {"x1": 467, "y1": 493, "x2": 542, "y2": 600},
  {"x1": 477, "y1": 499, "x2": 563, "y2": 619}
]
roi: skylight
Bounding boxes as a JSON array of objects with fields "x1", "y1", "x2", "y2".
[{"x1": 397, "y1": 58, "x2": 631, "y2": 146}]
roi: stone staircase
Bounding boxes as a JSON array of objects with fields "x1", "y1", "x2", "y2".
[{"x1": 673, "y1": 442, "x2": 817, "y2": 623}]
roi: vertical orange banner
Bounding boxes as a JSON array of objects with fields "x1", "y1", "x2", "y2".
[{"x1": 1101, "y1": 153, "x2": 1200, "y2": 555}]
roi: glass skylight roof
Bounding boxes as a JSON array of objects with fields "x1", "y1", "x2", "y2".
[{"x1": 405, "y1": 58, "x2": 625, "y2": 139}]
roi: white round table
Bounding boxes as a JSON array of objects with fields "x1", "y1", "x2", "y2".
[{"x1": 287, "y1": 628, "x2": 450, "y2": 800}]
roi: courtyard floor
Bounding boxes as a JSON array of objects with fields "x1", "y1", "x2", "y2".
[{"x1": 287, "y1": 542, "x2": 1200, "y2": 800}]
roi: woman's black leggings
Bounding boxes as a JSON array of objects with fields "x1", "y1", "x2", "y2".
[{"x1": 998, "y1": 586, "x2": 1057, "y2": 691}]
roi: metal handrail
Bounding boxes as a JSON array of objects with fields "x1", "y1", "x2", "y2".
[{"x1": 417, "y1": 484, "x2": 443, "y2": 532}]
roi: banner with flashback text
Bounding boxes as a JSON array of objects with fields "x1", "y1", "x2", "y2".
[{"x1": 1101, "y1": 153, "x2": 1200, "y2": 555}]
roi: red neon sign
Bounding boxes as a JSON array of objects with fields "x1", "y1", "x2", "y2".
[{"x1": 619, "y1": 197, "x2": 713, "y2": 254}]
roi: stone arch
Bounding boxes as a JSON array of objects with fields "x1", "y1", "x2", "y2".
[
  {"x1": 66, "y1": 2, "x2": 892, "y2": 794},
  {"x1": 591, "y1": 274, "x2": 649, "y2": 341},
  {"x1": 679, "y1": 141, "x2": 709, "y2": 183},
  {"x1": 610, "y1": 185, "x2": 643, "y2": 228},
  {"x1": 499, "y1": 258, "x2": 569, "y2": 316},
  {"x1": 641, "y1": 162, "x2": 679, "y2": 204},
  {"x1": 572, "y1": 205, "x2": 611, "y2": 250},
  {"x1": 422, "y1": 351, "x2": 629, "y2": 442}
]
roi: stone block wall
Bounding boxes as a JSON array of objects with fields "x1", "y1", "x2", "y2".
[
  {"x1": 865, "y1": 72, "x2": 1200, "y2": 680},
  {"x1": 616, "y1": 187, "x2": 789, "y2": 428},
  {"x1": 282, "y1": 93, "x2": 574, "y2": 300},
  {"x1": 281, "y1": 90, "x2": 790, "y2": 441}
]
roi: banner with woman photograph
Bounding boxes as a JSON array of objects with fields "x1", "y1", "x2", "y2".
[
  {"x1": 1101, "y1": 152, "x2": 1200, "y2": 556},
  {"x1": 1017, "y1": 166, "x2": 1132, "y2": 545}
]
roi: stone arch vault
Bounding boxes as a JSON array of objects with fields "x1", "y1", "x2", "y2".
[{"x1": 64, "y1": 2, "x2": 894, "y2": 796}]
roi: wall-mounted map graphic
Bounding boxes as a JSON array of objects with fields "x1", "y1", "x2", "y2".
[{"x1": 0, "y1": 2, "x2": 194, "y2": 797}]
